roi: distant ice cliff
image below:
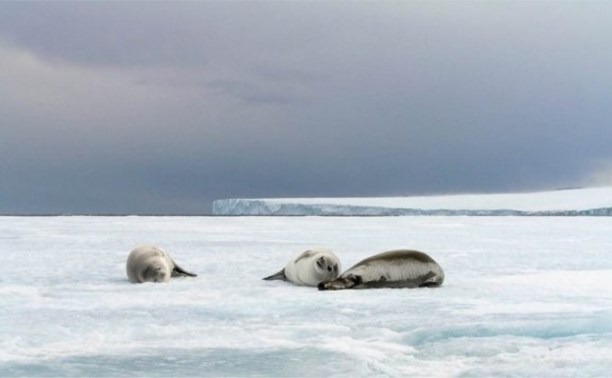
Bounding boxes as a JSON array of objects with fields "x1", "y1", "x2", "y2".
[{"x1": 212, "y1": 187, "x2": 612, "y2": 216}]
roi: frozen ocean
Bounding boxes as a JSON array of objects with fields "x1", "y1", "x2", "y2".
[{"x1": 2, "y1": 215, "x2": 612, "y2": 377}]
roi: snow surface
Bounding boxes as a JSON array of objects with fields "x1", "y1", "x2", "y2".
[
  {"x1": 2, "y1": 216, "x2": 612, "y2": 377},
  {"x1": 212, "y1": 187, "x2": 612, "y2": 216}
]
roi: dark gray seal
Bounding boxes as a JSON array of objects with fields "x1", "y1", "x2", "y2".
[{"x1": 318, "y1": 249, "x2": 444, "y2": 290}]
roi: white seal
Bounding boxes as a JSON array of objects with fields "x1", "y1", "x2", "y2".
[
  {"x1": 126, "y1": 244, "x2": 197, "y2": 283},
  {"x1": 318, "y1": 249, "x2": 444, "y2": 290},
  {"x1": 263, "y1": 247, "x2": 341, "y2": 286}
]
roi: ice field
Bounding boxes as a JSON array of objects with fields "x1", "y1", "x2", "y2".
[{"x1": 1, "y1": 216, "x2": 612, "y2": 377}]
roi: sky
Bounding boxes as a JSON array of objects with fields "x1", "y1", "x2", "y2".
[{"x1": 1, "y1": 1, "x2": 612, "y2": 215}]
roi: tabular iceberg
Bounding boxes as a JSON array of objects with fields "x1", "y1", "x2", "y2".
[{"x1": 213, "y1": 187, "x2": 612, "y2": 216}]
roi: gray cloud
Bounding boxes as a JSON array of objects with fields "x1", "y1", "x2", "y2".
[{"x1": 1, "y1": 2, "x2": 612, "y2": 214}]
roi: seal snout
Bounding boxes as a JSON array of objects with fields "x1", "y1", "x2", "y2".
[{"x1": 317, "y1": 281, "x2": 328, "y2": 290}]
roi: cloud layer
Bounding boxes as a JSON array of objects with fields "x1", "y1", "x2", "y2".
[{"x1": 1, "y1": 2, "x2": 612, "y2": 214}]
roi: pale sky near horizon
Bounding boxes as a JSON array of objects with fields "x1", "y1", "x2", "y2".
[{"x1": 1, "y1": 1, "x2": 612, "y2": 214}]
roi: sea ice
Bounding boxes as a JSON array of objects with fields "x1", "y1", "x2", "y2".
[{"x1": 1, "y1": 216, "x2": 611, "y2": 377}]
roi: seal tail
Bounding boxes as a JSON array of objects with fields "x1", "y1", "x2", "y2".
[
  {"x1": 171, "y1": 260, "x2": 197, "y2": 277},
  {"x1": 262, "y1": 268, "x2": 287, "y2": 281}
]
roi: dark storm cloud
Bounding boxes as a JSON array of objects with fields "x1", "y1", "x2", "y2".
[{"x1": 1, "y1": 1, "x2": 612, "y2": 214}]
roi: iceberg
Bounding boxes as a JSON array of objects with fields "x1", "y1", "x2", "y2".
[{"x1": 212, "y1": 187, "x2": 612, "y2": 216}]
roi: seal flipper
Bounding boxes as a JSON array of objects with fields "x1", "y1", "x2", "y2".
[
  {"x1": 318, "y1": 275, "x2": 362, "y2": 290},
  {"x1": 262, "y1": 268, "x2": 287, "y2": 281},
  {"x1": 418, "y1": 271, "x2": 441, "y2": 287},
  {"x1": 171, "y1": 260, "x2": 197, "y2": 277}
]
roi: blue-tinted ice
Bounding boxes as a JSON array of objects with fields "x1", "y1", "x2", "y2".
[{"x1": 1, "y1": 216, "x2": 611, "y2": 376}]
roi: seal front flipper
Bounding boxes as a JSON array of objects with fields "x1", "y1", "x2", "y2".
[
  {"x1": 318, "y1": 275, "x2": 362, "y2": 291},
  {"x1": 171, "y1": 260, "x2": 197, "y2": 277},
  {"x1": 417, "y1": 271, "x2": 439, "y2": 287},
  {"x1": 262, "y1": 268, "x2": 287, "y2": 281}
]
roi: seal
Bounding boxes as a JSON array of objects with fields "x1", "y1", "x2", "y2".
[
  {"x1": 263, "y1": 247, "x2": 341, "y2": 286},
  {"x1": 318, "y1": 249, "x2": 444, "y2": 290},
  {"x1": 126, "y1": 244, "x2": 197, "y2": 283}
]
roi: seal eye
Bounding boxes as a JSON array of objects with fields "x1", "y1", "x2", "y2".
[
  {"x1": 327, "y1": 266, "x2": 332, "y2": 272},
  {"x1": 316, "y1": 258, "x2": 324, "y2": 268}
]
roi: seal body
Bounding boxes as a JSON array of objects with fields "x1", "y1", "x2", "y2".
[
  {"x1": 126, "y1": 244, "x2": 197, "y2": 283},
  {"x1": 318, "y1": 249, "x2": 444, "y2": 290},
  {"x1": 263, "y1": 247, "x2": 341, "y2": 286}
]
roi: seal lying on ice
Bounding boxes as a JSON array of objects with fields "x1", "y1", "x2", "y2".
[
  {"x1": 263, "y1": 247, "x2": 341, "y2": 286},
  {"x1": 318, "y1": 249, "x2": 444, "y2": 290},
  {"x1": 126, "y1": 244, "x2": 197, "y2": 283}
]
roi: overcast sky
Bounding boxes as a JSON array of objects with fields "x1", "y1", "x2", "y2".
[{"x1": 1, "y1": 1, "x2": 612, "y2": 214}]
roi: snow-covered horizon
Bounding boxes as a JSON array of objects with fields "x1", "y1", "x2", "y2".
[
  {"x1": 213, "y1": 186, "x2": 612, "y2": 216},
  {"x1": 2, "y1": 216, "x2": 612, "y2": 376}
]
